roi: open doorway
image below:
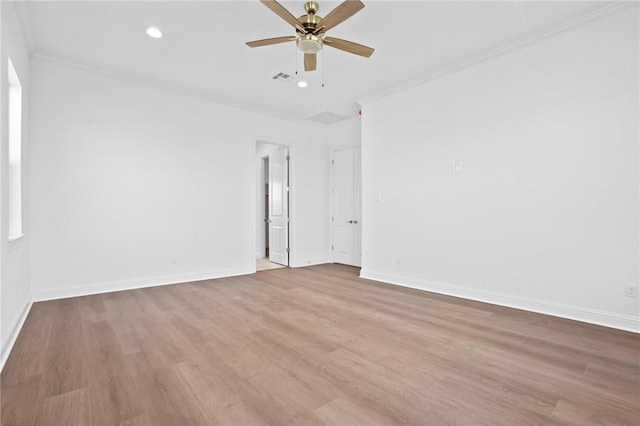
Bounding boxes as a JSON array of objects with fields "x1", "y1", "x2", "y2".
[{"x1": 256, "y1": 141, "x2": 290, "y2": 271}]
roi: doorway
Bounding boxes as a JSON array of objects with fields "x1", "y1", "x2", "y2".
[{"x1": 256, "y1": 141, "x2": 290, "y2": 271}]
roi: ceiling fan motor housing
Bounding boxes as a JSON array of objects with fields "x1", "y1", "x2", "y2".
[{"x1": 298, "y1": 2, "x2": 322, "y2": 34}]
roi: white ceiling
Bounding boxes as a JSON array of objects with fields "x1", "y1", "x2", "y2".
[{"x1": 22, "y1": 0, "x2": 609, "y2": 123}]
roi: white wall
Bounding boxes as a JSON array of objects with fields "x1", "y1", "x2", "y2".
[
  {"x1": 1, "y1": 1, "x2": 32, "y2": 367},
  {"x1": 328, "y1": 117, "x2": 361, "y2": 151},
  {"x1": 30, "y1": 58, "x2": 329, "y2": 300},
  {"x1": 361, "y1": 7, "x2": 639, "y2": 332}
]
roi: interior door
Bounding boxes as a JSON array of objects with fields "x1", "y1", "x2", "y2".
[
  {"x1": 332, "y1": 147, "x2": 361, "y2": 266},
  {"x1": 268, "y1": 147, "x2": 289, "y2": 266},
  {"x1": 353, "y1": 147, "x2": 362, "y2": 266}
]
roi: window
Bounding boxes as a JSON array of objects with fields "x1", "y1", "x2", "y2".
[{"x1": 8, "y1": 58, "x2": 22, "y2": 240}]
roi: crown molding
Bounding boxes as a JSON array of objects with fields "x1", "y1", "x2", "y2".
[
  {"x1": 31, "y1": 51, "x2": 332, "y2": 130},
  {"x1": 358, "y1": 1, "x2": 638, "y2": 106},
  {"x1": 12, "y1": 0, "x2": 35, "y2": 53},
  {"x1": 26, "y1": 2, "x2": 634, "y2": 129}
]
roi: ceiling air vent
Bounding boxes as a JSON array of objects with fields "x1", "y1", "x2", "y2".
[
  {"x1": 308, "y1": 111, "x2": 350, "y2": 125},
  {"x1": 272, "y1": 72, "x2": 293, "y2": 82}
]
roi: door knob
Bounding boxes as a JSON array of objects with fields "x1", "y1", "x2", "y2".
[
  {"x1": 346, "y1": 220, "x2": 353, "y2": 223},
  {"x1": 353, "y1": 220, "x2": 358, "y2": 224}
]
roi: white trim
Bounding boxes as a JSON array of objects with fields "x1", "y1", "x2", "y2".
[
  {"x1": 7, "y1": 232, "x2": 25, "y2": 253},
  {"x1": 12, "y1": 1, "x2": 34, "y2": 54},
  {"x1": 290, "y1": 258, "x2": 329, "y2": 268},
  {"x1": 360, "y1": 270, "x2": 640, "y2": 334},
  {"x1": 7, "y1": 233, "x2": 25, "y2": 242},
  {"x1": 31, "y1": 267, "x2": 251, "y2": 302},
  {"x1": 358, "y1": 1, "x2": 637, "y2": 107},
  {"x1": 23, "y1": 3, "x2": 635, "y2": 130},
  {"x1": 1, "y1": 300, "x2": 32, "y2": 373},
  {"x1": 31, "y1": 53, "x2": 331, "y2": 129}
]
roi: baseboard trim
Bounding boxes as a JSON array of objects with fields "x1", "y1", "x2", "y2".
[
  {"x1": 1, "y1": 299, "x2": 33, "y2": 372},
  {"x1": 360, "y1": 270, "x2": 639, "y2": 333},
  {"x1": 290, "y1": 258, "x2": 329, "y2": 268},
  {"x1": 32, "y1": 267, "x2": 253, "y2": 302}
]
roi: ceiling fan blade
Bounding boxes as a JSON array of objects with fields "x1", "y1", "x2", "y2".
[
  {"x1": 323, "y1": 36, "x2": 374, "y2": 58},
  {"x1": 316, "y1": 0, "x2": 365, "y2": 33},
  {"x1": 304, "y1": 53, "x2": 317, "y2": 72},
  {"x1": 246, "y1": 36, "x2": 297, "y2": 48},
  {"x1": 259, "y1": 0, "x2": 306, "y2": 33}
]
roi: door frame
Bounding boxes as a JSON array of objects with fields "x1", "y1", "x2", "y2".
[
  {"x1": 267, "y1": 146, "x2": 289, "y2": 266},
  {"x1": 251, "y1": 138, "x2": 294, "y2": 272},
  {"x1": 330, "y1": 144, "x2": 362, "y2": 265}
]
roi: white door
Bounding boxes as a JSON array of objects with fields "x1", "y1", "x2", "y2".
[
  {"x1": 332, "y1": 147, "x2": 361, "y2": 266},
  {"x1": 269, "y1": 147, "x2": 289, "y2": 266}
]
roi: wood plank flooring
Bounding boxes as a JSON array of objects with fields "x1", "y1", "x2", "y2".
[{"x1": 1, "y1": 264, "x2": 638, "y2": 425}]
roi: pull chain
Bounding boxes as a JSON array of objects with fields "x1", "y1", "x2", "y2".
[
  {"x1": 295, "y1": 45, "x2": 299, "y2": 76},
  {"x1": 321, "y1": 48, "x2": 325, "y2": 88}
]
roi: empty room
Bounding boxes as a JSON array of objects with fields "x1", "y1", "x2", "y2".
[{"x1": 1, "y1": 0, "x2": 638, "y2": 425}]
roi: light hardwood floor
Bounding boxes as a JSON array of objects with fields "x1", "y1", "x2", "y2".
[{"x1": 1, "y1": 264, "x2": 638, "y2": 425}]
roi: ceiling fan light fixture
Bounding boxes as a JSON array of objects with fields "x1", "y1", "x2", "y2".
[{"x1": 297, "y1": 34, "x2": 322, "y2": 53}]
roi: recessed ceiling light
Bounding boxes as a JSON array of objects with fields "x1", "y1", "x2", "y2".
[
  {"x1": 146, "y1": 27, "x2": 163, "y2": 39},
  {"x1": 297, "y1": 81, "x2": 308, "y2": 88}
]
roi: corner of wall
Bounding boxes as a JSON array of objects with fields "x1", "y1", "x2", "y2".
[
  {"x1": 0, "y1": 298, "x2": 31, "y2": 372},
  {"x1": 1, "y1": 0, "x2": 33, "y2": 372}
]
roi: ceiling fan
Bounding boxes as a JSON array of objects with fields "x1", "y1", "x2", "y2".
[{"x1": 246, "y1": 0, "x2": 374, "y2": 72}]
